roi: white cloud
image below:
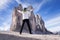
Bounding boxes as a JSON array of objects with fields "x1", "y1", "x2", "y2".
[
  {"x1": 0, "y1": 23, "x2": 10, "y2": 31},
  {"x1": 0, "y1": 0, "x2": 12, "y2": 10},
  {"x1": 0, "y1": 19, "x2": 11, "y2": 31},
  {"x1": 0, "y1": 0, "x2": 12, "y2": 31},
  {"x1": 45, "y1": 16, "x2": 60, "y2": 32},
  {"x1": 48, "y1": 26, "x2": 60, "y2": 32},
  {"x1": 34, "y1": 0, "x2": 46, "y2": 13},
  {"x1": 0, "y1": 10, "x2": 12, "y2": 31},
  {"x1": 15, "y1": 0, "x2": 21, "y2": 4},
  {"x1": 45, "y1": 16, "x2": 60, "y2": 27},
  {"x1": 0, "y1": 27, "x2": 3, "y2": 31}
]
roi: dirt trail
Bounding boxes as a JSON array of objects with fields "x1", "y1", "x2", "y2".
[{"x1": 0, "y1": 31, "x2": 60, "y2": 40}]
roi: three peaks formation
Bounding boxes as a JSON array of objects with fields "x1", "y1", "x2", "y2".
[{"x1": 10, "y1": 4, "x2": 53, "y2": 34}]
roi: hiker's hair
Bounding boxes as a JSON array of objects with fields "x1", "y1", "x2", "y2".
[{"x1": 24, "y1": 8, "x2": 27, "y2": 11}]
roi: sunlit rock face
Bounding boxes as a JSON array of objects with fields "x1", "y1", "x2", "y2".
[
  {"x1": 35, "y1": 14, "x2": 47, "y2": 34},
  {"x1": 10, "y1": 4, "x2": 23, "y2": 32},
  {"x1": 10, "y1": 4, "x2": 53, "y2": 34}
]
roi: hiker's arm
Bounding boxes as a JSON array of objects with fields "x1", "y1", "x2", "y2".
[{"x1": 17, "y1": 10, "x2": 23, "y2": 13}]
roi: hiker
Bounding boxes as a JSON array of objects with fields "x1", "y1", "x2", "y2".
[{"x1": 17, "y1": 7, "x2": 32, "y2": 34}]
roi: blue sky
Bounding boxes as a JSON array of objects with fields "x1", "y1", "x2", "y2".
[{"x1": 0, "y1": 0, "x2": 60, "y2": 32}]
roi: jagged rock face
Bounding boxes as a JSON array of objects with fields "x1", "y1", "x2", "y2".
[
  {"x1": 29, "y1": 11, "x2": 36, "y2": 32},
  {"x1": 35, "y1": 14, "x2": 46, "y2": 34},
  {"x1": 35, "y1": 15, "x2": 45, "y2": 32},
  {"x1": 10, "y1": 4, "x2": 53, "y2": 34},
  {"x1": 10, "y1": 6, "x2": 23, "y2": 32}
]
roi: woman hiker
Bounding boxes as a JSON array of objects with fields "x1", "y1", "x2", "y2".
[{"x1": 17, "y1": 8, "x2": 32, "y2": 34}]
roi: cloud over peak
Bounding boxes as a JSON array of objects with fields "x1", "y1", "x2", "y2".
[{"x1": 0, "y1": 0, "x2": 12, "y2": 10}]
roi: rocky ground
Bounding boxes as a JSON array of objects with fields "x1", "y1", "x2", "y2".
[{"x1": 0, "y1": 31, "x2": 60, "y2": 40}]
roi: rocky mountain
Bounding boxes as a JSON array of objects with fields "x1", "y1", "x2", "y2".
[
  {"x1": 55, "y1": 31, "x2": 60, "y2": 35},
  {"x1": 10, "y1": 4, "x2": 53, "y2": 34}
]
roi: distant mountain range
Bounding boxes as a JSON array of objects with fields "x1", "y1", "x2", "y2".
[{"x1": 55, "y1": 31, "x2": 60, "y2": 35}]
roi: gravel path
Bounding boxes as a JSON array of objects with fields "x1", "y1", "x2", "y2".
[{"x1": 0, "y1": 31, "x2": 60, "y2": 40}]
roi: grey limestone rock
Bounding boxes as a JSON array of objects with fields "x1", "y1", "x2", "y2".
[{"x1": 10, "y1": 4, "x2": 53, "y2": 34}]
